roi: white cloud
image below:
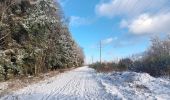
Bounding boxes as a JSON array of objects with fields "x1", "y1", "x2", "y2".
[
  {"x1": 122, "y1": 13, "x2": 170, "y2": 35},
  {"x1": 102, "y1": 38, "x2": 113, "y2": 44},
  {"x1": 120, "y1": 19, "x2": 128, "y2": 28},
  {"x1": 70, "y1": 16, "x2": 96, "y2": 27},
  {"x1": 57, "y1": 0, "x2": 69, "y2": 7},
  {"x1": 70, "y1": 16, "x2": 92, "y2": 27},
  {"x1": 96, "y1": 0, "x2": 170, "y2": 18},
  {"x1": 90, "y1": 37, "x2": 117, "y2": 49},
  {"x1": 102, "y1": 37, "x2": 117, "y2": 45}
]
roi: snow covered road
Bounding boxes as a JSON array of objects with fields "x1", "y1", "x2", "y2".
[
  {"x1": 1, "y1": 66, "x2": 170, "y2": 100},
  {"x1": 1, "y1": 67, "x2": 115, "y2": 100}
]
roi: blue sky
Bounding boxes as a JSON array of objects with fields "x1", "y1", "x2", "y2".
[{"x1": 58, "y1": 0, "x2": 170, "y2": 64}]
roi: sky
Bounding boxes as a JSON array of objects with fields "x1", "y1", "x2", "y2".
[{"x1": 58, "y1": 0, "x2": 170, "y2": 64}]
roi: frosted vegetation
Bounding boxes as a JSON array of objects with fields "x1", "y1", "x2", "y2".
[
  {"x1": 0, "y1": 0, "x2": 84, "y2": 81},
  {"x1": 90, "y1": 36, "x2": 170, "y2": 77}
]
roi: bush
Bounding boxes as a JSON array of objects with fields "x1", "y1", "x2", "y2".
[
  {"x1": 89, "y1": 59, "x2": 131, "y2": 72},
  {"x1": 131, "y1": 55, "x2": 170, "y2": 77},
  {"x1": 128, "y1": 36, "x2": 170, "y2": 77}
]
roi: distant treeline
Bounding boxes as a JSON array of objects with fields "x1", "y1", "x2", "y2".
[
  {"x1": 0, "y1": 0, "x2": 84, "y2": 80},
  {"x1": 90, "y1": 36, "x2": 170, "y2": 77}
]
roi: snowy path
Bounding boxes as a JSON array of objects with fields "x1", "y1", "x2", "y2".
[
  {"x1": 1, "y1": 66, "x2": 170, "y2": 100},
  {"x1": 1, "y1": 67, "x2": 115, "y2": 100}
]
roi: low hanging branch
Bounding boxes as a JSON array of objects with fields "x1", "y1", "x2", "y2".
[
  {"x1": 0, "y1": 0, "x2": 18, "y2": 23},
  {"x1": 0, "y1": 33, "x2": 10, "y2": 41}
]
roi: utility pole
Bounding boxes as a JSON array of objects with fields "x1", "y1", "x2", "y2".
[
  {"x1": 91, "y1": 56, "x2": 93, "y2": 64},
  {"x1": 100, "y1": 40, "x2": 102, "y2": 64}
]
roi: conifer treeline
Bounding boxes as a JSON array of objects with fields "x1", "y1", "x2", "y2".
[{"x1": 0, "y1": 0, "x2": 84, "y2": 80}]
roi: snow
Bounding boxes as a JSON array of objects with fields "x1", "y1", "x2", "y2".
[
  {"x1": 98, "y1": 71, "x2": 170, "y2": 100},
  {"x1": 1, "y1": 66, "x2": 170, "y2": 100},
  {"x1": 0, "y1": 82, "x2": 8, "y2": 93}
]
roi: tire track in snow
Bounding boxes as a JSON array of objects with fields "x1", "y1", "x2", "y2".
[
  {"x1": 1, "y1": 66, "x2": 117, "y2": 100},
  {"x1": 43, "y1": 72, "x2": 78, "y2": 100}
]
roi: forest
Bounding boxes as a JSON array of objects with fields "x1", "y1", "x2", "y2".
[{"x1": 0, "y1": 0, "x2": 84, "y2": 81}]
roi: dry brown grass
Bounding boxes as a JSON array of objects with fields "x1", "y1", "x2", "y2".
[{"x1": 97, "y1": 66, "x2": 114, "y2": 73}]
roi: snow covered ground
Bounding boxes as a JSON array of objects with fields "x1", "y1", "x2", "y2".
[
  {"x1": 0, "y1": 82, "x2": 8, "y2": 94},
  {"x1": 1, "y1": 66, "x2": 170, "y2": 100}
]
